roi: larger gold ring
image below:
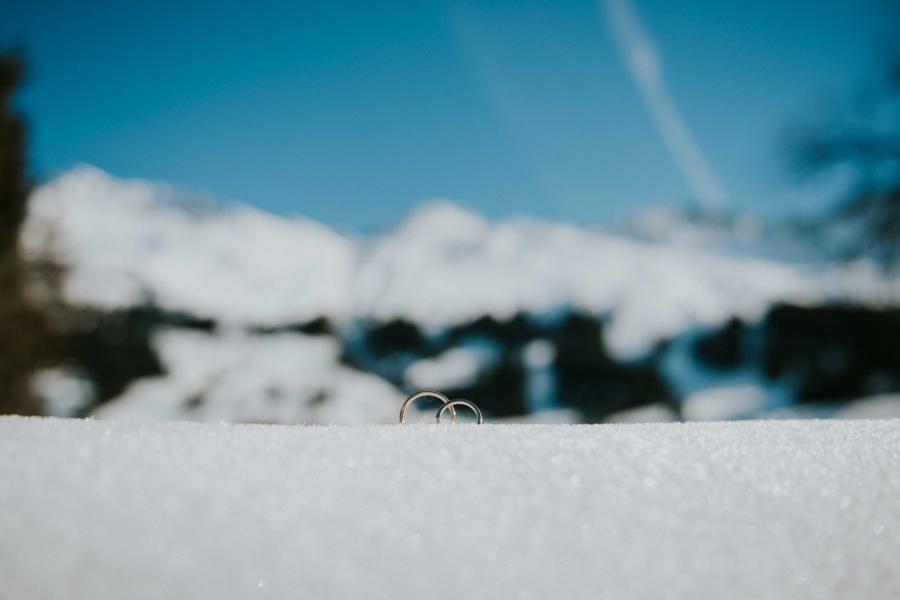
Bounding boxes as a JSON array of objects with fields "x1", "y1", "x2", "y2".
[{"x1": 399, "y1": 391, "x2": 456, "y2": 423}]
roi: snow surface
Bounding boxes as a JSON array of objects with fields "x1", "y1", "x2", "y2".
[
  {"x1": 404, "y1": 346, "x2": 485, "y2": 390},
  {"x1": 681, "y1": 385, "x2": 768, "y2": 422},
  {"x1": 30, "y1": 368, "x2": 95, "y2": 418},
  {"x1": 837, "y1": 394, "x2": 900, "y2": 419},
  {"x1": 605, "y1": 402, "x2": 678, "y2": 423},
  {"x1": 1, "y1": 416, "x2": 898, "y2": 600},
  {"x1": 93, "y1": 329, "x2": 405, "y2": 425},
  {"x1": 22, "y1": 166, "x2": 900, "y2": 358}
]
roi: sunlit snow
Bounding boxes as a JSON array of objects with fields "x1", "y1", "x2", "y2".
[
  {"x1": 1, "y1": 416, "x2": 898, "y2": 599},
  {"x1": 93, "y1": 329, "x2": 405, "y2": 425}
]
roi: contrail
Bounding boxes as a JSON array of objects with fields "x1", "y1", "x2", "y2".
[{"x1": 600, "y1": 0, "x2": 727, "y2": 212}]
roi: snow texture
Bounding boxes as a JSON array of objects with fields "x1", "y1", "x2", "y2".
[
  {"x1": 404, "y1": 346, "x2": 485, "y2": 390},
  {"x1": 1, "y1": 416, "x2": 898, "y2": 599},
  {"x1": 93, "y1": 329, "x2": 405, "y2": 425},
  {"x1": 30, "y1": 368, "x2": 95, "y2": 418},
  {"x1": 681, "y1": 385, "x2": 768, "y2": 422},
  {"x1": 605, "y1": 402, "x2": 678, "y2": 423},
  {"x1": 22, "y1": 166, "x2": 900, "y2": 359},
  {"x1": 836, "y1": 394, "x2": 900, "y2": 419}
]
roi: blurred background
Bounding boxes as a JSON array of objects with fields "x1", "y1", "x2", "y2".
[{"x1": 2, "y1": 0, "x2": 900, "y2": 424}]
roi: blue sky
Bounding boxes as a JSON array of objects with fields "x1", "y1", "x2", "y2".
[{"x1": 1, "y1": 0, "x2": 885, "y2": 232}]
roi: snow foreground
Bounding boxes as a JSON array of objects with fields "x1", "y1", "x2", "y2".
[
  {"x1": 21, "y1": 166, "x2": 900, "y2": 358},
  {"x1": 1, "y1": 417, "x2": 898, "y2": 600}
]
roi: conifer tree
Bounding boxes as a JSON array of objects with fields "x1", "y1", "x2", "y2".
[
  {"x1": 0, "y1": 51, "x2": 57, "y2": 414},
  {"x1": 793, "y1": 44, "x2": 900, "y2": 268}
]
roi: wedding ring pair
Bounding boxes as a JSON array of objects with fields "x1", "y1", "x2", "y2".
[{"x1": 399, "y1": 391, "x2": 483, "y2": 425}]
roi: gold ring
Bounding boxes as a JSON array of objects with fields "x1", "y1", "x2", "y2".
[{"x1": 399, "y1": 391, "x2": 456, "y2": 423}]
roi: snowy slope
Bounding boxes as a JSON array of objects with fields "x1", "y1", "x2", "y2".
[
  {"x1": 92, "y1": 329, "x2": 405, "y2": 425},
  {"x1": 1, "y1": 416, "x2": 898, "y2": 599},
  {"x1": 21, "y1": 166, "x2": 355, "y2": 324},
  {"x1": 22, "y1": 166, "x2": 900, "y2": 358}
]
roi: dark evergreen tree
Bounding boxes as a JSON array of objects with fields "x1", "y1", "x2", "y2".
[
  {"x1": 0, "y1": 51, "x2": 59, "y2": 414},
  {"x1": 792, "y1": 33, "x2": 900, "y2": 268}
]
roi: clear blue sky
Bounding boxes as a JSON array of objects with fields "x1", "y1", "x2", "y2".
[{"x1": 1, "y1": 0, "x2": 885, "y2": 232}]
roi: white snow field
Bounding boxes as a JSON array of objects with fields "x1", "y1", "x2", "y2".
[{"x1": 1, "y1": 417, "x2": 898, "y2": 600}]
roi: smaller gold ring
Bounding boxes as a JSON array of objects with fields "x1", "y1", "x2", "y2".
[{"x1": 435, "y1": 399, "x2": 482, "y2": 425}]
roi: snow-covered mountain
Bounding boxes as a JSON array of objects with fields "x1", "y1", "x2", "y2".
[
  {"x1": 21, "y1": 166, "x2": 900, "y2": 423},
  {"x1": 24, "y1": 166, "x2": 900, "y2": 357}
]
